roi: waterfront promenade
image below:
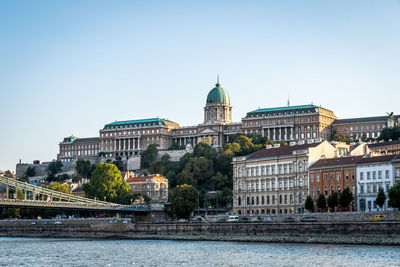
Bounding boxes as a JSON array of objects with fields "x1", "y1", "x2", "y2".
[{"x1": 1, "y1": 214, "x2": 400, "y2": 245}]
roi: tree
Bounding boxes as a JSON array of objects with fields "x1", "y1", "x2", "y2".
[
  {"x1": 170, "y1": 184, "x2": 198, "y2": 219},
  {"x1": 339, "y1": 187, "x2": 353, "y2": 211},
  {"x1": 375, "y1": 187, "x2": 387, "y2": 211},
  {"x1": 47, "y1": 160, "x2": 63, "y2": 180},
  {"x1": 378, "y1": 126, "x2": 400, "y2": 141},
  {"x1": 305, "y1": 195, "x2": 314, "y2": 212},
  {"x1": 176, "y1": 169, "x2": 196, "y2": 186},
  {"x1": 140, "y1": 144, "x2": 158, "y2": 169},
  {"x1": 75, "y1": 159, "x2": 94, "y2": 178},
  {"x1": 327, "y1": 192, "x2": 339, "y2": 212},
  {"x1": 112, "y1": 156, "x2": 125, "y2": 172},
  {"x1": 317, "y1": 194, "x2": 327, "y2": 211},
  {"x1": 25, "y1": 167, "x2": 36, "y2": 177},
  {"x1": 48, "y1": 182, "x2": 72, "y2": 194},
  {"x1": 83, "y1": 163, "x2": 131, "y2": 204},
  {"x1": 388, "y1": 182, "x2": 400, "y2": 210}
]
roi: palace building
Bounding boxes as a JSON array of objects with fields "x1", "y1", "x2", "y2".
[
  {"x1": 241, "y1": 105, "x2": 337, "y2": 142},
  {"x1": 57, "y1": 79, "x2": 397, "y2": 163}
]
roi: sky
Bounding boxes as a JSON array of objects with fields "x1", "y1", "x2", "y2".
[{"x1": 0, "y1": 0, "x2": 399, "y2": 172}]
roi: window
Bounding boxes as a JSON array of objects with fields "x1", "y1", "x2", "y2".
[
  {"x1": 373, "y1": 171, "x2": 376, "y2": 179},
  {"x1": 386, "y1": 170, "x2": 390, "y2": 178},
  {"x1": 336, "y1": 172, "x2": 341, "y2": 181},
  {"x1": 316, "y1": 174, "x2": 320, "y2": 183},
  {"x1": 360, "y1": 172, "x2": 364, "y2": 180},
  {"x1": 311, "y1": 174, "x2": 314, "y2": 183},
  {"x1": 367, "y1": 172, "x2": 371, "y2": 180}
]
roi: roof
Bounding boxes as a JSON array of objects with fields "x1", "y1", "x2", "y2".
[
  {"x1": 358, "y1": 154, "x2": 399, "y2": 164},
  {"x1": 333, "y1": 115, "x2": 399, "y2": 125},
  {"x1": 368, "y1": 140, "x2": 400, "y2": 148},
  {"x1": 246, "y1": 142, "x2": 321, "y2": 160},
  {"x1": 74, "y1": 137, "x2": 99, "y2": 143},
  {"x1": 104, "y1": 118, "x2": 178, "y2": 128},
  {"x1": 309, "y1": 155, "x2": 364, "y2": 170},
  {"x1": 206, "y1": 83, "x2": 230, "y2": 104},
  {"x1": 248, "y1": 104, "x2": 317, "y2": 114},
  {"x1": 126, "y1": 175, "x2": 167, "y2": 183}
]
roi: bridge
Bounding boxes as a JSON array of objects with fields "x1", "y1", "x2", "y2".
[{"x1": 0, "y1": 175, "x2": 151, "y2": 213}]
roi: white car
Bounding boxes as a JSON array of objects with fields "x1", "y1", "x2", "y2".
[{"x1": 227, "y1": 216, "x2": 239, "y2": 222}]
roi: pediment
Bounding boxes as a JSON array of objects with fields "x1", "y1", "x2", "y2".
[{"x1": 199, "y1": 128, "x2": 217, "y2": 134}]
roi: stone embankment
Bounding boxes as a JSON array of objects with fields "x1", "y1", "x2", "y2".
[{"x1": 1, "y1": 218, "x2": 400, "y2": 245}]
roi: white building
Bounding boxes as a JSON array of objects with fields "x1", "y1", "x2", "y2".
[
  {"x1": 357, "y1": 154, "x2": 398, "y2": 212},
  {"x1": 232, "y1": 140, "x2": 336, "y2": 215}
]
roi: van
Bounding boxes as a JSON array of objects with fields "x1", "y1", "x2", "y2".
[{"x1": 227, "y1": 216, "x2": 239, "y2": 222}]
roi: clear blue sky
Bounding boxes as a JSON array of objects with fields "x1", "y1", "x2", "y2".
[{"x1": 1, "y1": 0, "x2": 399, "y2": 171}]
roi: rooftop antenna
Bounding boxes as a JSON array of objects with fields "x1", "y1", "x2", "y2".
[
  {"x1": 287, "y1": 93, "x2": 290, "y2": 107},
  {"x1": 216, "y1": 75, "x2": 220, "y2": 86}
]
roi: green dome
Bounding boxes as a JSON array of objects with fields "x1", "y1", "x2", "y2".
[{"x1": 206, "y1": 83, "x2": 230, "y2": 104}]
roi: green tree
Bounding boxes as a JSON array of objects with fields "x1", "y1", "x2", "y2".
[
  {"x1": 170, "y1": 184, "x2": 198, "y2": 219},
  {"x1": 378, "y1": 126, "x2": 400, "y2": 141},
  {"x1": 375, "y1": 187, "x2": 387, "y2": 211},
  {"x1": 25, "y1": 166, "x2": 36, "y2": 177},
  {"x1": 317, "y1": 194, "x2": 327, "y2": 211},
  {"x1": 176, "y1": 169, "x2": 196, "y2": 186},
  {"x1": 48, "y1": 182, "x2": 72, "y2": 194},
  {"x1": 112, "y1": 156, "x2": 125, "y2": 172},
  {"x1": 388, "y1": 182, "x2": 400, "y2": 210},
  {"x1": 83, "y1": 163, "x2": 131, "y2": 204},
  {"x1": 47, "y1": 160, "x2": 63, "y2": 180},
  {"x1": 304, "y1": 195, "x2": 314, "y2": 212},
  {"x1": 339, "y1": 187, "x2": 353, "y2": 211},
  {"x1": 193, "y1": 143, "x2": 217, "y2": 160},
  {"x1": 327, "y1": 192, "x2": 339, "y2": 212},
  {"x1": 140, "y1": 144, "x2": 158, "y2": 169},
  {"x1": 75, "y1": 159, "x2": 95, "y2": 178}
]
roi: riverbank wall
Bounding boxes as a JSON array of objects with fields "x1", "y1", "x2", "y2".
[{"x1": 1, "y1": 219, "x2": 400, "y2": 245}]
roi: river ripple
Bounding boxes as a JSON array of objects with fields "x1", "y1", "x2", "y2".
[{"x1": 0, "y1": 238, "x2": 399, "y2": 267}]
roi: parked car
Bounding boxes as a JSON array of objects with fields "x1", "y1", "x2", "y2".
[
  {"x1": 263, "y1": 217, "x2": 272, "y2": 222},
  {"x1": 370, "y1": 215, "x2": 384, "y2": 222},
  {"x1": 216, "y1": 218, "x2": 226, "y2": 223},
  {"x1": 237, "y1": 216, "x2": 249, "y2": 222},
  {"x1": 31, "y1": 221, "x2": 37, "y2": 225},
  {"x1": 177, "y1": 219, "x2": 188, "y2": 223},
  {"x1": 283, "y1": 217, "x2": 295, "y2": 222},
  {"x1": 301, "y1": 216, "x2": 317, "y2": 222},
  {"x1": 152, "y1": 219, "x2": 164, "y2": 223},
  {"x1": 250, "y1": 216, "x2": 261, "y2": 222},
  {"x1": 54, "y1": 221, "x2": 62, "y2": 224},
  {"x1": 43, "y1": 221, "x2": 50, "y2": 225},
  {"x1": 227, "y1": 216, "x2": 239, "y2": 222},
  {"x1": 191, "y1": 216, "x2": 203, "y2": 222}
]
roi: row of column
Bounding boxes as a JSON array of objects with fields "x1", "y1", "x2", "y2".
[
  {"x1": 263, "y1": 127, "x2": 294, "y2": 141},
  {"x1": 175, "y1": 136, "x2": 198, "y2": 147},
  {"x1": 114, "y1": 138, "x2": 141, "y2": 151}
]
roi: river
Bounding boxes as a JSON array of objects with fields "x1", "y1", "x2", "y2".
[{"x1": 0, "y1": 237, "x2": 399, "y2": 266}]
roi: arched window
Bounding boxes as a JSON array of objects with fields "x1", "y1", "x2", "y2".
[
  {"x1": 267, "y1": 196, "x2": 270, "y2": 204},
  {"x1": 238, "y1": 197, "x2": 241, "y2": 206},
  {"x1": 272, "y1": 195, "x2": 275, "y2": 204},
  {"x1": 284, "y1": 195, "x2": 288, "y2": 204},
  {"x1": 262, "y1": 196, "x2": 265, "y2": 205}
]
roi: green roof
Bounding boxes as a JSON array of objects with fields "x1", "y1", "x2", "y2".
[
  {"x1": 206, "y1": 83, "x2": 230, "y2": 104},
  {"x1": 105, "y1": 118, "x2": 178, "y2": 127},
  {"x1": 248, "y1": 105, "x2": 318, "y2": 114}
]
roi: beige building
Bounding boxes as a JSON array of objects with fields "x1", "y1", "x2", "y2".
[
  {"x1": 126, "y1": 174, "x2": 169, "y2": 202},
  {"x1": 232, "y1": 140, "x2": 336, "y2": 215},
  {"x1": 58, "y1": 136, "x2": 100, "y2": 162},
  {"x1": 241, "y1": 105, "x2": 336, "y2": 142}
]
